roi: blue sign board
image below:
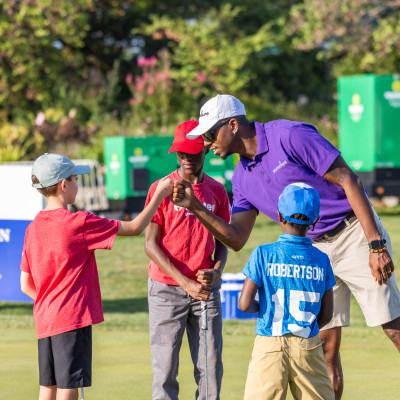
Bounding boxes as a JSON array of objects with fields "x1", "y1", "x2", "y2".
[
  {"x1": 0, "y1": 219, "x2": 33, "y2": 302},
  {"x1": 221, "y1": 273, "x2": 256, "y2": 320}
]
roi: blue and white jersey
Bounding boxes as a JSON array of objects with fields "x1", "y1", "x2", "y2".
[{"x1": 243, "y1": 234, "x2": 336, "y2": 338}]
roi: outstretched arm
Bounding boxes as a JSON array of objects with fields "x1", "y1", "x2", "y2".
[
  {"x1": 172, "y1": 180, "x2": 257, "y2": 251},
  {"x1": 324, "y1": 155, "x2": 393, "y2": 285},
  {"x1": 144, "y1": 222, "x2": 211, "y2": 301},
  {"x1": 118, "y1": 178, "x2": 173, "y2": 236}
]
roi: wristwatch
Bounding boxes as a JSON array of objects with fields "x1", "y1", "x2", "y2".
[{"x1": 368, "y1": 239, "x2": 386, "y2": 250}]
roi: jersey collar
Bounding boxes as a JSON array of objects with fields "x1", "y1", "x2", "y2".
[{"x1": 278, "y1": 234, "x2": 312, "y2": 246}]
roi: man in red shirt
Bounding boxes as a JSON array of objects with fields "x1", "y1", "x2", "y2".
[
  {"x1": 20, "y1": 153, "x2": 172, "y2": 400},
  {"x1": 144, "y1": 120, "x2": 230, "y2": 400}
]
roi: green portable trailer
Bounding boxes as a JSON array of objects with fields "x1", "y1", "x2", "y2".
[
  {"x1": 338, "y1": 74, "x2": 400, "y2": 197},
  {"x1": 104, "y1": 136, "x2": 235, "y2": 213}
]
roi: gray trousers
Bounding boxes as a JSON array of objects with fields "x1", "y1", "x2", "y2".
[{"x1": 148, "y1": 279, "x2": 223, "y2": 400}]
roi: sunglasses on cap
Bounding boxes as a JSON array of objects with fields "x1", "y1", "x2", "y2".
[{"x1": 202, "y1": 120, "x2": 230, "y2": 142}]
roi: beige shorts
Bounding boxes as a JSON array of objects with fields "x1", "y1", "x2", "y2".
[
  {"x1": 244, "y1": 334, "x2": 334, "y2": 400},
  {"x1": 314, "y1": 210, "x2": 400, "y2": 328}
]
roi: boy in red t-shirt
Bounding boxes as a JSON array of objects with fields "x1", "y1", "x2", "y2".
[
  {"x1": 144, "y1": 120, "x2": 230, "y2": 400},
  {"x1": 20, "y1": 153, "x2": 172, "y2": 400}
]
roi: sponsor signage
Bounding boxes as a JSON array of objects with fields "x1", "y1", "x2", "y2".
[
  {"x1": 0, "y1": 164, "x2": 45, "y2": 302},
  {"x1": 0, "y1": 220, "x2": 33, "y2": 302}
]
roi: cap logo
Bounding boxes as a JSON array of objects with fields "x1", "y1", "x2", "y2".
[{"x1": 200, "y1": 111, "x2": 209, "y2": 117}]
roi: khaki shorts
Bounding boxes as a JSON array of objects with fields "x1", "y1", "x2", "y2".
[
  {"x1": 314, "y1": 210, "x2": 400, "y2": 328},
  {"x1": 244, "y1": 334, "x2": 334, "y2": 400}
]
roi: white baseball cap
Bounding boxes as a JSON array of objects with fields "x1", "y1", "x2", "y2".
[
  {"x1": 32, "y1": 153, "x2": 90, "y2": 188},
  {"x1": 186, "y1": 94, "x2": 246, "y2": 139}
]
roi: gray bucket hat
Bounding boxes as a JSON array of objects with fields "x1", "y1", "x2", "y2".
[{"x1": 32, "y1": 153, "x2": 90, "y2": 188}]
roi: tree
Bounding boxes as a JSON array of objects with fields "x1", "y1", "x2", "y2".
[
  {"x1": 286, "y1": 0, "x2": 400, "y2": 75},
  {"x1": 0, "y1": 0, "x2": 90, "y2": 120}
]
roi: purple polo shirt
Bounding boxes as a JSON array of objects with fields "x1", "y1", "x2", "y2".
[{"x1": 231, "y1": 120, "x2": 353, "y2": 240}]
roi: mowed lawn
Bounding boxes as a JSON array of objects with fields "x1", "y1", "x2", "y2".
[{"x1": 1, "y1": 212, "x2": 400, "y2": 399}]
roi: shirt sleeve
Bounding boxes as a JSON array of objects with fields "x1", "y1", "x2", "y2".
[
  {"x1": 231, "y1": 182, "x2": 257, "y2": 215},
  {"x1": 242, "y1": 247, "x2": 263, "y2": 288},
  {"x1": 83, "y1": 212, "x2": 120, "y2": 251},
  {"x1": 284, "y1": 123, "x2": 341, "y2": 177},
  {"x1": 20, "y1": 228, "x2": 31, "y2": 273},
  {"x1": 144, "y1": 181, "x2": 163, "y2": 225},
  {"x1": 20, "y1": 247, "x2": 30, "y2": 273},
  {"x1": 324, "y1": 257, "x2": 336, "y2": 291}
]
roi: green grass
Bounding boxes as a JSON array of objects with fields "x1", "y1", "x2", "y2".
[{"x1": 1, "y1": 213, "x2": 400, "y2": 399}]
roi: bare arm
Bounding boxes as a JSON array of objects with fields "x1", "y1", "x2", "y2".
[
  {"x1": 238, "y1": 277, "x2": 259, "y2": 314},
  {"x1": 172, "y1": 180, "x2": 257, "y2": 251},
  {"x1": 197, "y1": 240, "x2": 228, "y2": 286},
  {"x1": 144, "y1": 222, "x2": 210, "y2": 300},
  {"x1": 317, "y1": 288, "x2": 333, "y2": 329},
  {"x1": 118, "y1": 178, "x2": 173, "y2": 236},
  {"x1": 20, "y1": 271, "x2": 37, "y2": 301},
  {"x1": 323, "y1": 155, "x2": 393, "y2": 284}
]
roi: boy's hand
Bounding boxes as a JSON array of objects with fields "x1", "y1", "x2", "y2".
[
  {"x1": 196, "y1": 269, "x2": 222, "y2": 287},
  {"x1": 154, "y1": 177, "x2": 173, "y2": 198},
  {"x1": 181, "y1": 279, "x2": 210, "y2": 301},
  {"x1": 172, "y1": 180, "x2": 195, "y2": 209}
]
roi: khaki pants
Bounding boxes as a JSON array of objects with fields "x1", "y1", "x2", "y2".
[
  {"x1": 244, "y1": 334, "x2": 334, "y2": 400},
  {"x1": 314, "y1": 210, "x2": 400, "y2": 328}
]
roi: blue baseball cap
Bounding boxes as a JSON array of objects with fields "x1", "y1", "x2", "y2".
[
  {"x1": 32, "y1": 153, "x2": 90, "y2": 188},
  {"x1": 278, "y1": 183, "x2": 320, "y2": 225}
]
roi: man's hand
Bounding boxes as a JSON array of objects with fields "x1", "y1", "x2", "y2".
[
  {"x1": 181, "y1": 279, "x2": 211, "y2": 301},
  {"x1": 369, "y1": 251, "x2": 394, "y2": 285},
  {"x1": 172, "y1": 180, "x2": 195, "y2": 209},
  {"x1": 197, "y1": 269, "x2": 222, "y2": 287}
]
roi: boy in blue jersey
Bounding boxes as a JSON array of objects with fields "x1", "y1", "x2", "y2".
[{"x1": 239, "y1": 183, "x2": 335, "y2": 400}]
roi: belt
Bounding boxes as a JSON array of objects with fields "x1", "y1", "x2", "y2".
[{"x1": 320, "y1": 210, "x2": 357, "y2": 241}]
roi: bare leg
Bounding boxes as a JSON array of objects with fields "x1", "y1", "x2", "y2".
[
  {"x1": 382, "y1": 316, "x2": 400, "y2": 351},
  {"x1": 39, "y1": 386, "x2": 57, "y2": 400},
  {"x1": 56, "y1": 388, "x2": 79, "y2": 400},
  {"x1": 319, "y1": 327, "x2": 343, "y2": 400}
]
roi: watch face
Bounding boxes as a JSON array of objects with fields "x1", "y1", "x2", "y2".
[{"x1": 369, "y1": 240, "x2": 384, "y2": 249}]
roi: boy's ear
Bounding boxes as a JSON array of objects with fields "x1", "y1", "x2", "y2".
[
  {"x1": 60, "y1": 180, "x2": 67, "y2": 192},
  {"x1": 277, "y1": 210, "x2": 284, "y2": 223},
  {"x1": 310, "y1": 216, "x2": 320, "y2": 231}
]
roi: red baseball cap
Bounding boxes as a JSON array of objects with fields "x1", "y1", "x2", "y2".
[{"x1": 168, "y1": 120, "x2": 204, "y2": 154}]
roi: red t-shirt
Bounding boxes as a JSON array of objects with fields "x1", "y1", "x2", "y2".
[
  {"x1": 145, "y1": 170, "x2": 231, "y2": 285},
  {"x1": 20, "y1": 208, "x2": 120, "y2": 339}
]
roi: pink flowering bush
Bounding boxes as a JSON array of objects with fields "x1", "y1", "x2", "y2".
[{"x1": 125, "y1": 49, "x2": 173, "y2": 135}]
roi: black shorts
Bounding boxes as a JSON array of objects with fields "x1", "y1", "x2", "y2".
[{"x1": 38, "y1": 326, "x2": 92, "y2": 389}]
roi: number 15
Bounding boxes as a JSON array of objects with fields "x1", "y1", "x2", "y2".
[{"x1": 271, "y1": 289, "x2": 319, "y2": 338}]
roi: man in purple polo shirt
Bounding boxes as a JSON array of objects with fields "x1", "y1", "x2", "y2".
[{"x1": 172, "y1": 94, "x2": 400, "y2": 399}]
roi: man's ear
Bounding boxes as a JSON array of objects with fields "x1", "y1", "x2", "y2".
[
  {"x1": 277, "y1": 210, "x2": 284, "y2": 223},
  {"x1": 230, "y1": 118, "x2": 239, "y2": 135}
]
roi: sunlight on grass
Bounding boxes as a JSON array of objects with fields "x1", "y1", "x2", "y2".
[{"x1": 1, "y1": 212, "x2": 400, "y2": 399}]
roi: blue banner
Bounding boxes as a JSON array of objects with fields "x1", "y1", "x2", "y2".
[{"x1": 0, "y1": 219, "x2": 33, "y2": 302}]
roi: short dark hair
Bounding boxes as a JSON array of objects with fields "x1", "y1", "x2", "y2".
[
  {"x1": 281, "y1": 213, "x2": 310, "y2": 235},
  {"x1": 31, "y1": 175, "x2": 72, "y2": 197}
]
